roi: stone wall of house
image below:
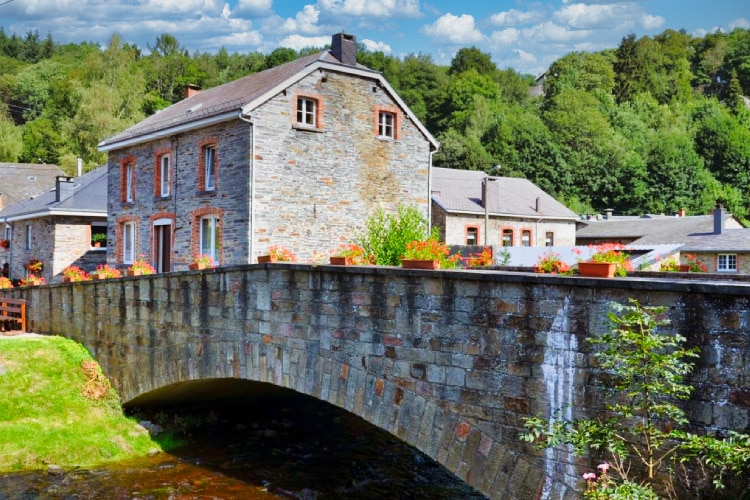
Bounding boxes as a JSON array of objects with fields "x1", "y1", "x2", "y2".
[
  {"x1": 249, "y1": 68, "x2": 431, "y2": 261},
  {"x1": 688, "y1": 252, "x2": 750, "y2": 274},
  {"x1": 106, "y1": 68, "x2": 432, "y2": 267},
  {"x1": 106, "y1": 120, "x2": 252, "y2": 270},
  {"x1": 433, "y1": 204, "x2": 577, "y2": 247},
  {"x1": 7, "y1": 266, "x2": 750, "y2": 498},
  {"x1": 7, "y1": 217, "x2": 54, "y2": 281}
]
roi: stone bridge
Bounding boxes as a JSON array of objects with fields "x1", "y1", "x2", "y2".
[{"x1": 4, "y1": 265, "x2": 750, "y2": 499}]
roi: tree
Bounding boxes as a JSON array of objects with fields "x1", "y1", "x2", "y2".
[
  {"x1": 0, "y1": 107, "x2": 22, "y2": 161},
  {"x1": 522, "y1": 299, "x2": 750, "y2": 498},
  {"x1": 265, "y1": 47, "x2": 297, "y2": 69},
  {"x1": 448, "y1": 46, "x2": 497, "y2": 76}
]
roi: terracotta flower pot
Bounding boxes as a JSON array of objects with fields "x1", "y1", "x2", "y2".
[
  {"x1": 257, "y1": 255, "x2": 274, "y2": 263},
  {"x1": 578, "y1": 261, "x2": 616, "y2": 278},
  {"x1": 401, "y1": 259, "x2": 440, "y2": 270},
  {"x1": 329, "y1": 256, "x2": 351, "y2": 265},
  {"x1": 189, "y1": 262, "x2": 208, "y2": 271},
  {"x1": 126, "y1": 269, "x2": 143, "y2": 277}
]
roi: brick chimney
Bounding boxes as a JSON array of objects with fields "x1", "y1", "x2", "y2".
[
  {"x1": 331, "y1": 33, "x2": 357, "y2": 66},
  {"x1": 184, "y1": 84, "x2": 201, "y2": 99},
  {"x1": 55, "y1": 176, "x2": 74, "y2": 202},
  {"x1": 714, "y1": 203, "x2": 725, "y2": 234}
]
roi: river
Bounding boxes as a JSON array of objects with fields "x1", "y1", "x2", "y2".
[{"x1": 0, "y1": 389, "x2": 487, "y2": 499}]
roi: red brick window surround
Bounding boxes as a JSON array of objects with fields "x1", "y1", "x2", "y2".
[
  {"x1": 293, "y1": 91, "x2": 324, "y2": 130},
  {"x1": 502, "y1": 227, "x2": 514, "y2": 247},
  {"x1": 197, "y1": 138, "x2": 219, "y2": 192},
  {"x1": 374, "y1": 105, "x2": 401, "y2": 140},
  {"x1": 116, "y1": 215, "x2": 138, "y2": 264},
  {"x1": 191, "y1": 206, "x2": 224, "y2": 264},
  {"x1": 154, "y1": 148, "x2": 172, "y2": 198},
  {"x1": 465, "y1": 225, "x2": 480, "y2": 246},
  {"x1": 521, "y1": 228, "x2": 532, "y2": 247},
  {"x1": 120, "y1": 156, "x2": 136, "y2": 203}
]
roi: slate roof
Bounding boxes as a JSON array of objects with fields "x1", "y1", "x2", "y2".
[
  {"x1": 99, "y1": 49, "x2": 438, "y2": 151},
  {"x1": 0, "y1": 163, "x2": 65, "y2": 206},
  {"x1": 681, "y1": 229, "x2": 750, "y2": 252},
  {"x1": 431, "y1": 167, "x2": 578, "y2": 219},
  {"x1": 0, "y1": 166, "x2": 107, "y2": 222},
  {"x1": 576, "y1": 214, "x2": 744, "y2": 245}
]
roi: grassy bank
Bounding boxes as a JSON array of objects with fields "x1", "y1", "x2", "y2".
[{"x1": 0, "y1": 334, "x2": 164, "y2": 472}]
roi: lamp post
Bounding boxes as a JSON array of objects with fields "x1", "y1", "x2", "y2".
[{"x1": 482, "y1": 176, "x2": 497, "y2": 246}]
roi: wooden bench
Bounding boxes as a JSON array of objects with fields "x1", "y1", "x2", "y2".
[{"x1": 0, "y1": 298, "x2": 26, "y2": 332}]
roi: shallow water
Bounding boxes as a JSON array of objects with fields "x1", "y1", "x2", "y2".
[{"x1": 0, "y1": 392, "x2": 486, "y2": 499}]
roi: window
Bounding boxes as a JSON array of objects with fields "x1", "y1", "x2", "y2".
[
  {"x1": 200, "y1": 216, "x2": 220, "y2": 262},
  {"x1": 25, "y1": 224, "x2": 32, "y2": 250},
  {"x1": 378, "y1": 111, "x2": 396, "y2": 138},
  {"x1": 521, "y1": 230, "x2": 531, "y2": 247},
  {"x1": 545, "y1": 232, "x2": 554, "y2": 247},
  {"x1": 123, "y1": 222, "x2": 135, "y2": 264},
  {"x1": 717, "y1": 254, "x2": 737, "y2": 272},
  {"x1": 91, "y1": 224, "x2": 107, "y2": 248},
  {"x1": 466, "y1": 227, "x2": 479, "y2": 246},
  {"x1": 502, "y1": 229, "x2": 514, "y2": 247},
  {"x1": 160, "y1": 154, "x2": 170, "y2": 197},
  {"x1": 204, "y1": 146, "x2": 216, "y2": 191},
  {"x1": 125, "y1": 162, "x2": 134, "y2": 202},
  {"x1": 297, "y1": 97, "x2": 317, "y2": 127}
]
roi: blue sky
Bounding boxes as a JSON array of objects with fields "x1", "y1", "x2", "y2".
[{"x1": 1, "y1": 0, "x2": 748, "y2": 75}]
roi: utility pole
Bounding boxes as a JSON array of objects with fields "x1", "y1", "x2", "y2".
[{"x1": 482, "y1": 176, "x2": 497, "y2": 246}]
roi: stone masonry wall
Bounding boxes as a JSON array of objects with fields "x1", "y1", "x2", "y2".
[{"x1": 6, "y1": 267, "x2": 750, "y2": 499}]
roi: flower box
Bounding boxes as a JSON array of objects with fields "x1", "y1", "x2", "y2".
[
  {"x1": 678, "y1": 265, "x2": 691, "y2": 272},
  {"x1": 126, "y1": 269, "x2": 144, "y2": 277},
  {"x1": 257, "y1": 255, "x2": 275, "y2": 263},
  {"x1": 401, "y1": 259, "x2": 440, "y2": 270},
  {"x1": 578, "y1": 261, "x2": 616, "y2": 278},
  {"x1": 329, "y1": 256, "x2": 352, "y2": 265},
  {"x1": 189, "y1": 262, "x2": 208, "y2": 271}
]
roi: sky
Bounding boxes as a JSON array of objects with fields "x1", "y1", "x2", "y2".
[{"x1": 1, "y1": 0, "x2": 748, "y2": 76}]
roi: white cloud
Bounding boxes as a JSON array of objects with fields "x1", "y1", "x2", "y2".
[
  {"x1": 489, "y1": 9, "x2": 546, "y2": 28},
  {"x1": 421, "y1": 13, "x2": 485, "y2": 44},
  {"x1": 489, "y1": 28, "x2": 521, "y2": 47},
  {"x1": 233, "y1": 0, "x2": 273, "y2": 17},
  {"x1": 729, "y1": 17, "x2": 750, "y2": 30},
  {"x1": 640, "y1": 14, "x2": 665, "y2": 30},
  {"x1": 523, "y1": 22, "x2": 592, "y2": 43},
  {"x1": 317, "y1": 0, "x2": 421, "y2": 19},
  {"x1": 555, "y1": 3, "x2": 636, "y2": 29},
  {"x1": 278, "y1": 34, "x2": 330, "y2": 51},
  {"x1": 361, "y1": 38, "x2": 393, "y2": 53}
]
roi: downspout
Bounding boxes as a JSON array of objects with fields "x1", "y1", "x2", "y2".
[
  {"x1": 428, "y1": 149, "x2": 435, "y2": 235},
  {"x1": 238, "y1": 111, "x2": 255, "y2": 262}
]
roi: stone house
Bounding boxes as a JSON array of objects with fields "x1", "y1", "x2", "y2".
[
  {"x1": 0, "y1": 167, "x2": 108, "y2": 283},
  {"x1": 430, "y1": 167, "x2": 578, "y2": 247},
  {"x1": 98, "y1": 33, "x2": 438, "y2": 271},
  {"x1": 677, "y1": 206, "x2": 750, "y2": 274}
]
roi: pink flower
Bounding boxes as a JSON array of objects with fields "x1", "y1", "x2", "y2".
[
  {"x1": 583, "y1": 472, "x2": 597, "y2": 480},
  {"x1": 597, "y1": 463, "x2": 610, "y2": 473}
]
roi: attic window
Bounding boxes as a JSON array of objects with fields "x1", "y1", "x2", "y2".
[
  {"x1": 374, "y1": 105, "x2": 401, "y2": 140},
  {"x1": 293, "y1": 92, "x2": 324, "y2": 131}
]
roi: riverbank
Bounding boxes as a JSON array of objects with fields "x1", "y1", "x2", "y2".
[{"x1": 0, "y1": 333, "x2": 167, "y2": 472}]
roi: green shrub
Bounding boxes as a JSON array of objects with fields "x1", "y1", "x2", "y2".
[{"x1": 355, "y1": 205, "x2": 434, "y2": 266}]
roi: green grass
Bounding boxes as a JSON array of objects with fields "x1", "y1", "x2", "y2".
[{"x1": 0, "y1": 335, "x2": 162, "y2": 471}]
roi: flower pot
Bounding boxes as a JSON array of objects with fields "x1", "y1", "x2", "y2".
[
  {"x1": 678, "y1": 265, "x2": 691, "y2": 272},
  {"x1": 93, "y1": 273, "x2": 107, "y2": 280},
  {"x1": 257, "y1": 255, "x2": 275, "y2": 263},
  {"x1": 401, "y1": 259, "x2": 440, "y2": 270},
  {"x1": 189, "y1": 262, "x2": 208, "y2": 271},
  {"x1": 329, "y1": 256, "x2": 351, "y2": 265},
  {"x1": 126, "y1": 269, "x2": 143, "y2": 277},
  {"x1": 578, "y1": 261, "x2": 616, "y2": 278}
]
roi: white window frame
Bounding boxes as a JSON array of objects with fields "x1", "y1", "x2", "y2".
[
  {"x1": 717, "y1": 253, "x2": 737, "y2": 272},
  {"x1": 466, "y1": 227, "x2": 478, "y2": 246},
  {"x1": 378, "y1": 111, "x2": 396, "y2": 138},
  {"x1": 296, "y1": 97, "x2": 317, "y2": 127},
  {"x1": 545, "y1": 232, "x2": 554, "y2": 247},
  {"x1": 204, "y1": 146, "x2": 216, "y2": 192},
  {"x1": 125, "y1": 162, "x2": 134, "y2": 202},
  {"x1": 25, "y1": 224, "x2": 32, "y2": 250},
  {"x1": 200, "y1": 215, "x2": 219, "y2": 262},
  {"x1": 160, "y1": 154, "x2": 170, "y2": 197},
  {"x1": 123, "y1": 222, "x2": 135, "y2": 264},
  {"x1": 521, "y1": 230, "x2": 531, "y2": 247}
]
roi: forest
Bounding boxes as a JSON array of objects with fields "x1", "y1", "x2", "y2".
[{"x1": 0, "y1": 27, "x2": 749, "y2": 220}]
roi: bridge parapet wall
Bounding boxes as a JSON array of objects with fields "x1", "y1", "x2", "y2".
[{"x1": 5, "y1": 266, "x2": 750, "y2": 499}]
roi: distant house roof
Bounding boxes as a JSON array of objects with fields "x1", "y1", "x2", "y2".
[
  {"x1": 431, "y1": 167, "x2": 578, "y2": 220},
  {"x1": 502, "y1": 243, "x2": 682, "y2": 269},
  {"x1": 0, "y1": 163, "x2": 65, "y2": 207},
  {"x1": 576, "y1": 214, "x2": 745, "y2": 245},
  {"x1": 99, "y1": 45, "x2": 438, "y2": 152},
  {"x1": 681, "y1": 229, "x2": 750, "y2": 252},
  {"x1": 0, "y1": 167, "x2": 107, "y2": 223}
]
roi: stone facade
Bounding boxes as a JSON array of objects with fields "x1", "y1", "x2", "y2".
[
  {"x1": 106, "y1": 62, "x2": 433, "y2": 270},
  {"x1": 3, "y1": 215, "x2": 106, "y2": 282},
  {"x1": 7, "y1": 266, "x2": 750, "y2": 498},
  {"x1": 432, "y1": 202, "x2": 577, "y2": 247}
]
